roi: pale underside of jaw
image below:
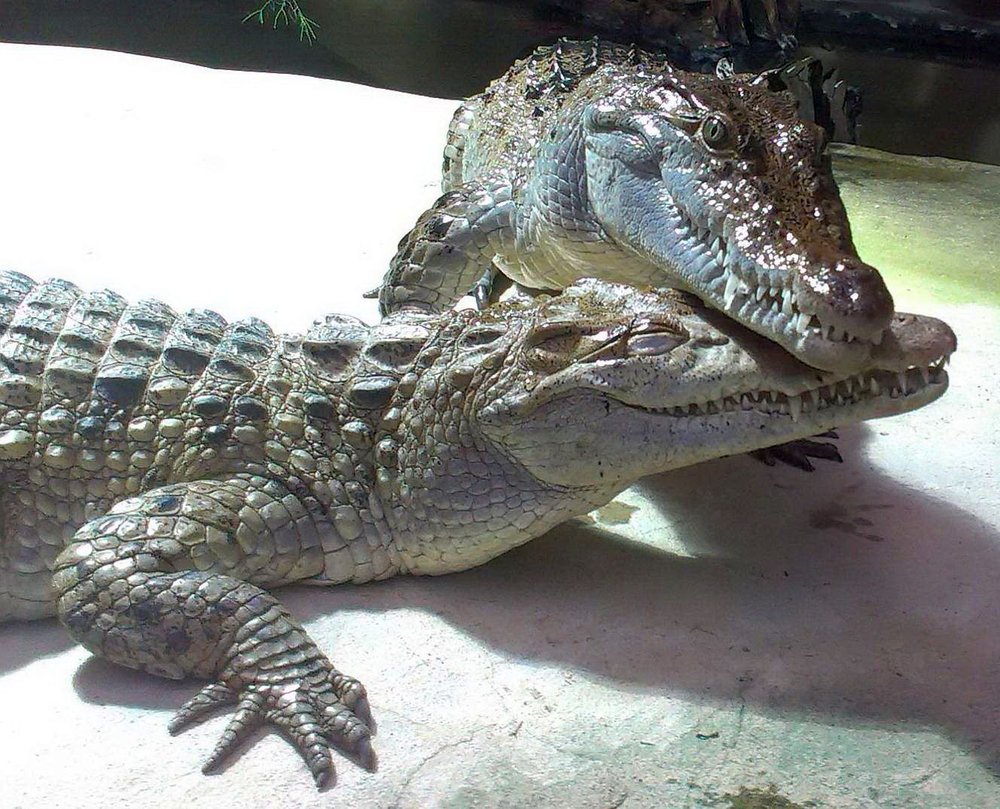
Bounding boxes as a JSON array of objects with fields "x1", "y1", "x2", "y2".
[
  {"x1": 669, "y1": 205, "x2": 883, "y2": 348},
  {"x1": 625, "y1": 355, "x2": 949, "y2": 424}
]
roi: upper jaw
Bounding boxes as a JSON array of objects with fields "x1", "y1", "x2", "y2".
[
  {"x1": 665, "y1": 208, "x2": 893, "y2": 373},
  {"x1": 618, "y1": 350, "x2": 951, "y2": 426},
  {"x1": 508, "y1": 305, "x2": 955, "y2": 424},
  {"x1": 483, "y1": 312, "x2": 953, "y2": 488}
]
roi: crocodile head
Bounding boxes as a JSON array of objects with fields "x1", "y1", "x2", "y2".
[
  {"x1": 580, "y1": 65, "x2": 893, "y2": 373},
  {"x1": 472, "y1": 279, "x2": 952, "y2": 489}
]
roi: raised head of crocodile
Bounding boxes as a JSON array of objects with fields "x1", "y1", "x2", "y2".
[
  {"x1": 0, "y1": 272, "x2": 952, "y2": 785},
  {"x1": 378, "y1": 38, "x2": 893, "y2": 373}
]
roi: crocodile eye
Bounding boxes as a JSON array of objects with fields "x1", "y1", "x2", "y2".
[
  {"x1": 526, "y1": 322, "x2": 626, "y2": 371},
  {"x1": 626, "y1": 332, "x2": 685, "y2": 356},
  {"x1": 701, "y1": 114, "x2": 735, "y2": 152},
  {"x1": 526, "y1": 326, "x2": 584, "y2": 371}
]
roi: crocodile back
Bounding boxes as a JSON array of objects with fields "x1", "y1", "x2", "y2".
[
  {"x1": 0, "y1": 271, "x2": 279, "y2": 451},
  {"x1": 0, "y1": 270, "x2": 280, "y2": 619},
  {"x1": 0, "y1": 271, "x2": 453, "y2": 620},
  {"x1": 443, "y1": 39, "x2": 663, "y2": 189}
]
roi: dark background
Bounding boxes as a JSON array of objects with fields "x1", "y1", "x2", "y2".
[{"x1": 2, "y1": 0, "x2": 998, "y2": 164}]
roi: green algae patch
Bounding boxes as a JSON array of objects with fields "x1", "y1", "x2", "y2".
[
  {"x1": 723, "y1": 784, "x2": 816, "y2": 809},
  {"x1": 832, "y1": 145, "x2": 999, "y2": 307}
]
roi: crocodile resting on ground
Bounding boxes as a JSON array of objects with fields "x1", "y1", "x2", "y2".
[
  {"x1": 378, "y1": 38, "x2": 893, "y2": 373},
  {"x1": 0, "y1": 271, "x2": 953, "y2": 785}
]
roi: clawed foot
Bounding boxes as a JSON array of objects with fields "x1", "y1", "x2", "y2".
[
  {"x1": 750, "y1": 431, "x2": 842, "y2": 472},
  {"x1": 471, "y1": 265, "x2": 498, "y2": 309},
  {"x1": 169, "y1": 665, "x2": 376, "y2": 788}
]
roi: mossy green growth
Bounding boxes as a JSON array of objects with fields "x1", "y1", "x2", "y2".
[
  {"x1": 723, "y1": 784, "x2": 816, "y2": 809},
  {"x1": 831, "y1": 145, "x2": 999, "y2": 307}
]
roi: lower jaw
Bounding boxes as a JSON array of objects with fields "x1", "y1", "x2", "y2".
[
  {"x1": 654, "y1": 381, "x2": 946, "y2": 469},
  {"x1": 722, "y1": 280, "x2": 875, "y2": 373},
  {"x1": 777, "y1": 324, "x2": 873, "y2": 373},
  {"x1": 647, "y1": 242, "x2": 878, "y2": 371}
]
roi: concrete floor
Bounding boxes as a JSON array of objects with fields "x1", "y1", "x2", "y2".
[{"x1": 1, "y1": 44, "x2": 999, "y2": 809}]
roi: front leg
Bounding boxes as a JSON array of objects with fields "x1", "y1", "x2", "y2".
[
  {"x1": 51, "y1": 475, "x2": 374, "y2": 787},
  {"x1": 377, "y1": 174, "x2": 515, "y2": 315},
  {"x1": 750, "y1": 431, "x2": 842, "y2": 472}
]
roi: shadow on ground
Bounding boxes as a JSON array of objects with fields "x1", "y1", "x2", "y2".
[{"x1": 0, "y1": 618, "x2": 75, "y2": 673}]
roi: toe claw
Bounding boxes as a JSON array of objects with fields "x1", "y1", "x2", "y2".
[
  {"x1": 301, "y1": 742, "x2": 335, "y2": 788},
  {"x1": 352, "y1": 695, "x2": 376, "y2": 734},
  {"x1": 311, "y1": 759, "x2": 335, "y2": 789},
  {"x1": 751, "y1": 433, "x2": 844, "y2": 471},
  {"x1": 331, "y1": 671, "x2": 376, "y2": 732},
  {"x1": 354, "y1": 736, "x2": 378, "y2": 772}
]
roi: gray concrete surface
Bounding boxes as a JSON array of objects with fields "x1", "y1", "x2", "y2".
[{"x1": 0, "y1": 44, "x2": 998, "y2": 809}]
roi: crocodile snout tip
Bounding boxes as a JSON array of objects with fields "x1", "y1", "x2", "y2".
[{"x1": 797, "y1": 256, "x2": 895, "y2": 341}]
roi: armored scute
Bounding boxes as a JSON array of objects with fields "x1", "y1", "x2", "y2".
[
  {"x1": 380, "y1": 39, "x2": 894, "y2": 373},
  {"x1": 0, "y1": 268, "x2": 952, "y2": 785}
]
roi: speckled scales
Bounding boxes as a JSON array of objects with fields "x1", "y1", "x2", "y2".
[
  {"x1": 0, "y1": 272, "x2": 416, "y2": 621},
  {"x1": 0, "y1": 270, "x2": 954, "y2": 787},
  {"x1": 382, "y1": 38, "x2": 897, "y2": 374}
]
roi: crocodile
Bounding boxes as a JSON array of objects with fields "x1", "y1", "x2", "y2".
[
  {"x1": 377, "y1": 38, "x2": 894, "y2": 373},
  {"x1": 0, "y1": 271, "x2": 953, "y2": 786}
]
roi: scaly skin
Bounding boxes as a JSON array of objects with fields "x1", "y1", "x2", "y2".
[
  {"x1": 0, "y1": 271, "x2": 953, "y2": 785},
  {"x1": 379, "y1": 38, "x2": 893, "y2": 373}
]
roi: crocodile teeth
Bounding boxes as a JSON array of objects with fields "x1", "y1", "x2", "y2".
[
  {"x1": 919, "y1": 367, "x2": 930, "y2": 386},
  {"x1": 897, "y1": 372, "x2": 907, "y2": 393},
  {"x1": 870, "y1": 377, "x2": 880, "y2": 395},
  {"x1": 872, "y1": 330, "x2": 884, "y2": 346},
  {"x1": 788, "y1": 395, "x2": 802, "y2": 422},
  {"x1": 781, "y1": 293, "x2": 793, "y2": 317},
  {"x1": 724, "y1": 272, "x2": 741, "y2": 309}
]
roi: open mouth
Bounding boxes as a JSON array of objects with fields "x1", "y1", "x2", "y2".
[
  {"x1": 628, "y1": 353, "x2": 949, "y2": 422},
  {"x1": 672, "y1": 207, "x2": 882, "y2": 352}
]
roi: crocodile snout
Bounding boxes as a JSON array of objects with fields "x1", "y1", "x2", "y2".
[{"x1": 795, "y1": 255, "x2": 894, "y2": 342}]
